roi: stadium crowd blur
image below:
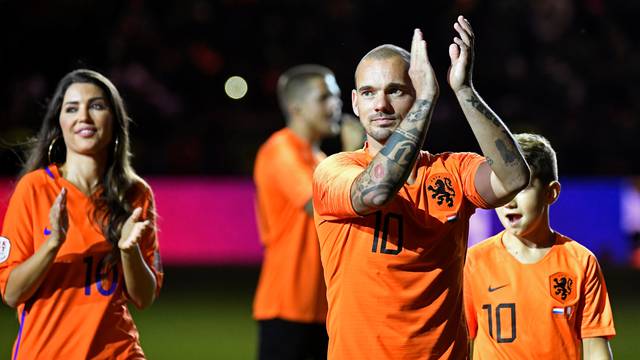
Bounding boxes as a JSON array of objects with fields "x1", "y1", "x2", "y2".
[{"x1": 0, "y1": 0, "x2": 638, "y2": 177}]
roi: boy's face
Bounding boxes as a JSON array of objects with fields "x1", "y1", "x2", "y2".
[{"x1": 496, "y1": 178, "x2": 557, "y2": 237}]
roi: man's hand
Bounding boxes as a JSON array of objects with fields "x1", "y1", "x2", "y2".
[
  {"x1": 409, "y1": 28, "x2": 439, "y2": 101},
  {"x1": 119, "y1": 208, "x2": 151, "y2": 253},
  {"x1": 47, "y1": 188, "x2": 68, "y2": 248},
  {"x1": 448, "y1": 15, "x2": 475, "y2": 93}
]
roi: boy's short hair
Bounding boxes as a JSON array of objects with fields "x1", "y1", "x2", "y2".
[
  {"x1": 514, "y1": 133, "x2": 558, "y2": 184},
  {"x1": 277, "y1": 64, "x2": 334, "y2": 120}
]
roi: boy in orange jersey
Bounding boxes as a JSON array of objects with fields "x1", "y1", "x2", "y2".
[
  {"x1": 253, "y1": 64, "x2": 364, "y2": 360},
  {"x1": 313, "y1": 17, "x2": 530, "y2": 359},
  {"x1": 464, "y1": 133, "x2": 616, "y2": 359}
]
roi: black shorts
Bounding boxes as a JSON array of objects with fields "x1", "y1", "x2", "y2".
[{"x1": 258, "y1": 318, "x2": 328, "y2": 360}]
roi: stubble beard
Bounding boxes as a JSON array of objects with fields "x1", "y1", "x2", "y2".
[{"x1": 366, "y1": 121, "x2": 400, "y2": 145}]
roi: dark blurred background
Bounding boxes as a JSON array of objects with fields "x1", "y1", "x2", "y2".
[
  {"x1": 1, "y1": 1, "x2": 640, "y2": 358},
  {"x1": 1, "y1": 0, "x2": 638, "y2": 176}
]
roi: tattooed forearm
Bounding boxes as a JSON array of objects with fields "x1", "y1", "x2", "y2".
[
  {"x1": 351, "y1": 99, "x2": 434, "y2": 214},
  {"x1": 380, "y1": 136, "x2": 417, "y2": 165},
  {"x1": 485, "y1": 156, "x2": 494, "y2": 166},
  {"x1": 456, "y1": 87, "x2": 530, "y2": 201},
  {"x1": 395, "y1": 127, "x2": 420, "y2": 143},
  {"x1": 495, "y1": 139, "x2": 517, "y2": 164},
  {"x1": 405, "y1": 100, "x2": 431, "y2": 123},
  {"x1": 352, "y1": 169, "x2": 396, "y2": 208},
  {"x1": 463, "y1": 92, "x2": 522, "y2": 167},
  {"x1": 466, "y1": 95, "x2": 502, "y2": 128}
]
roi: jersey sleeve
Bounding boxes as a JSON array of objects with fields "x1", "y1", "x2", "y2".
[
  {"x1": 0, "y1": 177, "x2": 37, "y2": 304},
  {"x1": 449, "y1": 152, "x2": 491, "y2": 209},
  {"x1": 463, "y1": 253, "x2": 478, "y2": 339},
  {"x1": 131, "y1": 182, "x2": 163, "y2": 297},
  {"x1": 312, "y1": 153, "x2": 362, "y2": 220},
  {"x1": 577, "y1": 254, "x2": 616, "y2": 339},
  {"x1": 257, "y1": 139, "x2": 315, "y2": 209}
]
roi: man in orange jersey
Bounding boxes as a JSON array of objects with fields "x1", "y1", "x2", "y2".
[
  {"x1": 253, "y1": 64, "x2": 364, "y2": 359},
  {"x1": 464, "y1": 133, "x2": 615, "y2": 359},
  {"x1": 313, "y1": 16, "x2": 530, "y2": 359}
]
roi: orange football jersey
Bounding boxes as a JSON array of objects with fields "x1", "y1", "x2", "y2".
[
  {"x1": 313, "y1": 146, "x2": 489, "y2": 360},
  {"x1": 464, "y1": 231, "x2": 615, "y2": 360},
  {"x1": 253, "y1": 128, "x2": 328, "y2": 323},
  {"x1": 0, "y1": 165, "x2": 163, "y2": 359}
]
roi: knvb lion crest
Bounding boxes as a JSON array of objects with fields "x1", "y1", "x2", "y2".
[
  {"x1": 549, "y1": 272, "x2": 577, "y2": 303},
  {"x1": 427, "y1": 175, "x2": 456, "y2": 208}
]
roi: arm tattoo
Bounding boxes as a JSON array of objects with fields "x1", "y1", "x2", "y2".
[
  {"x1": 372, "y1": 163, "x2": 385, "y2": 179},
  {"x1": 461, "y1": 89, "x2": 529, "y2": 197},
  {"x1": 485, "y1": 156, "x2": 494, "y2": 166},
  {"x1": 353, "y1": 171, "x2": 395, "y2": 208},
  {"x1": 465, "y1": 93, "x2": 519, "y2": 166},
  {"x1": 405, "y1": 100, "x2": 431, "y2": 123},
  {"x1": 495, "y1": 139, "x2": 517, "y2": 164},
  {"x1": 379, "y1": 135, "x2": 416, "y2": 165},
  {"x1": 466, "y1": 95, "x2": 502, "y2": 128},
  {"x1": 395, "y1": 127, "x2": 420, "y2": 143},
  {"x1": 351, "y1": 99, "x2": 433, "y2": 213}
]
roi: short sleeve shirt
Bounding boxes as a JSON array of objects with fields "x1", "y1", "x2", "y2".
[
  {"x1": 253, "y1": 128, "x2": 328, "y2": 323},
  {"x1": 313, "y1": 148, "x2": 488, "y2": 359},
  {"x1": 0, "y1": 165, "x2": 163, "y2": 359},
  {"x1": 464, "y1": 231, "x2": 616, "y2": 360}
]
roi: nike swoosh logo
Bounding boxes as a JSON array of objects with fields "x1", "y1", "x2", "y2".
[{"x1": 488, "y1": 284, "x2": 508, "y2": 292}]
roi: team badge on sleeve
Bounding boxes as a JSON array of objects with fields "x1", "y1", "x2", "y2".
[
  {"x1": 0, "y1": 236, "x2": 10, "y2": 263},
  {"x1": 549, "y1": 272, "x2": 577, "y2": 303}
]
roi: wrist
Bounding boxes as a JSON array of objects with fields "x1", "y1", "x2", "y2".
[
  {"x1": 454, "y1": 84, "x2": 473, "y2": 97},
  {"x1": 415, "y1": 92, "x2": 438, "y2": 102},
  {"x1": 44, "y1": 236, "x2": 64, "y2": 252},
  {"x1": 119, "y1": 244, "x2": 141, "y2": 257}
]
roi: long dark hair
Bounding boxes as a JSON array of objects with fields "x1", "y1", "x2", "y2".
[{"x1": 22, "y1": 69, "x2": 142, "y2": 260}]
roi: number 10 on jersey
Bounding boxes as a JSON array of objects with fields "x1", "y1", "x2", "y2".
[
  {"x1": 371, "y1": 211, "x2": 404, "y2": 255},
  {"x1": 482, "y1": 303, "x2": 517, "y2": 343},
  {"x1": 83, "y1": 255, "x2": 119, "y2": 296}
]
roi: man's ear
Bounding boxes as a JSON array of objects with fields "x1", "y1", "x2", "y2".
[
  {"x1": 547, "y1": 181, "x2": 561, "y2": 205},
  {"x1": 351, "y1": 89, "x2": 359, "y2": 117},
  {"x1": 287, "y1": 101, "x2": 301, "y2": 119}
]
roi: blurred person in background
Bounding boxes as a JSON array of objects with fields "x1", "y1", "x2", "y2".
[
  {"x1": 252, "y1": 64, "x2": 364, "y2": 360},
  {"x1": 0, "y1": 69, "x2": 163, "y2": 359},
  {"x1": 464, "y1": 133, "x2": 615, "y2": 359},
  {"x1": 313, "y1": 17, "x2": 529, "y2": 359}
]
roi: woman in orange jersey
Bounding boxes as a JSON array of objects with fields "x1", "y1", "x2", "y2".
[{"x1": 0, "y1": 69, "x2": 163, "y2": 359}]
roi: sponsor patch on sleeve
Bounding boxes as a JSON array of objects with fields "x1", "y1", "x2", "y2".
[{"x1": 0, "y1": 236, "x2": 11, "y2": 263}]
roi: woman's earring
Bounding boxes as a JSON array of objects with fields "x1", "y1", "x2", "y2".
[{"x1": 48, "y1": 137, "x2": 60, "y2": 164}]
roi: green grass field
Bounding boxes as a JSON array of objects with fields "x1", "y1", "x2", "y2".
[{"x1": 1, "y1": 266, "x2": 638, "y2": 359}]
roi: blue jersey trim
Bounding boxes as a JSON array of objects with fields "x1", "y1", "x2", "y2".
[
  {"x1": 44, "y1": 166, "x2": 55, "y2": 179},
  {"x1": 13, "y1": 308, "x2": 27, "y2": 360}
]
